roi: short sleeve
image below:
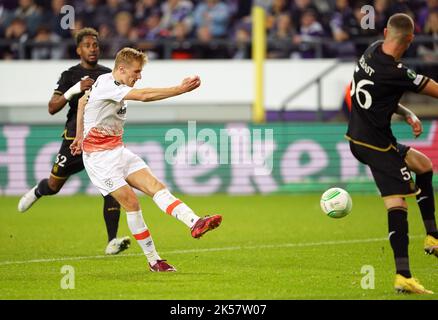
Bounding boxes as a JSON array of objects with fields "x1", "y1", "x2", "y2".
[
  {"x1": 53, "y1": 71, "x2": 71, "y2": 95},
  {"x1": 108, "y1": 82, "x2": 132, "y2": 102},
  {"x1": 93, "y1": 76, "x2": 132, "y2": 102},
  {"x1": 390, "y1": 65, "x2": 430, "y2": 93}
]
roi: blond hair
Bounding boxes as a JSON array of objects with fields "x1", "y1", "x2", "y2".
[
  {"x1": 386, "y1": 13, "x2": 415, "y2": 42},
  {"x1": 114, "y1": 47, "x2": 148, "y2": 68}
]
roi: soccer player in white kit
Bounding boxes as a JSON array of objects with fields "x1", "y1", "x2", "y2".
[{"x1": 70, "y1": 47, "x2": 222, "y2": 272}]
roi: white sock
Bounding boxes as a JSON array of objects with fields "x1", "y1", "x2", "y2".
[
  {"x1": 152, "y1": 189, "x2": 200, "y2": 228},
  {"x1": 126, "y1": 210, "x2": 161, "y2": 264}
]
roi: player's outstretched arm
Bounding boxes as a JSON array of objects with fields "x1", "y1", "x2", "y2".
[
  {"x1": 70, "y1": 91, "x2": 89, "y2": 156},
  {"x1": 396, "y1": 103, "x2": 423, "y2": 138},
  {"x1": 124, "y1": 76, "x2": 201, "y2": 102},
  {"x1": 419, "y1": 78, "x2": 438, "y2": 99}
]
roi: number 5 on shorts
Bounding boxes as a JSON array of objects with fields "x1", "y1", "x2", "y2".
[{"x1": 400, "y1": 167, "x2": 411, "y2": 181}]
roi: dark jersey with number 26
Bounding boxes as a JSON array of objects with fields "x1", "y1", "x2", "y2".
[
  {"x1": 54, "y1": 63, "x2": 111, "y2": 139},
  {"x1": 346, "y1": 40, "x2": 430, "y2": 150}
]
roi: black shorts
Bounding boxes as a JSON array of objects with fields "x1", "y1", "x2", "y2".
[
  {"x1": 50, "y1": 139, "x2": 85, "y2": 179},
  {"x1": 349, "y1": 141, "x2": 419, "y2": 198}
]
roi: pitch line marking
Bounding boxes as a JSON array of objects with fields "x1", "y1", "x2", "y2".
[{"x1": 0, "y1": 235, "x2": 423, "y2": 266}]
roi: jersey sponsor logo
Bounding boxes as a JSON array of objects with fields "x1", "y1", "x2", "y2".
[
  {"x1": 114, "y1": 80, "x2": 121, "y2": 86},
  {"x1": 117, "y1": 106, "x2": 127, "y2": 115}
]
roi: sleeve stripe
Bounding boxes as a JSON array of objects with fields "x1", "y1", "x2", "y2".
[
  {"x1": 418, "y1": 77, "x2": 430, "y2": 92},
  {"x1": 53, "y1": 90, "x2": 64, "y2": 95}
]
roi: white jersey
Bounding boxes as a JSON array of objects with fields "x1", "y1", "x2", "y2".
[{"x1": 83, "y1": 73, "x2": 132, "y2": 153}]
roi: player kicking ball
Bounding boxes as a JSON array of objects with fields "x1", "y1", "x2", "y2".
[
  {"x1": 70, "y1": 47, "x2": 222, "y2": 272},
  {"x1": 346, "y1": 13, "x2": 438, "y2": 294},
  {"x1": 17, "y1": 28, "x2": 130, "y2": 256}
]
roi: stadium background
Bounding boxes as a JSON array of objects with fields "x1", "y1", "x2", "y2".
[{"x1": 0, "y1": 0, "x2": 437, "y2": 195}]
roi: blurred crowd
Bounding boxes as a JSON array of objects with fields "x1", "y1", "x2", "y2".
[{"x1": 0, "y1": 0, "x2": 437, "y2": 61}]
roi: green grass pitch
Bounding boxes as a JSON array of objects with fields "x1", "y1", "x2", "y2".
[{"x1": 0, "y1": 194, "x2": 437, "y2": 300}]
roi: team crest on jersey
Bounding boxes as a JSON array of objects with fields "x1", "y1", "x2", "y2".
[
  {"x1": 117, "y1": 106, "x2": 127, "y2": 115},
  {"x1": 104, "y1": 178, "x2": 114, "y2": 189},
  {"x1": 407, "y1": 69, "x2": 417, "y2": 80}
]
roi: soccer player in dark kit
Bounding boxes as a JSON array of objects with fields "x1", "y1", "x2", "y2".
[
  {"x1": 18, "y1": 28, "x2": 131, "y2": 255},
  {"x1": 346, "y1": 13, "x2": 438, "y2": 294}
]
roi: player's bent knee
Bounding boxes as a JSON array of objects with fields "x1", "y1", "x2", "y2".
[
  {"x1": 414, "y1": 159, "x2": 433, "y2": 175},
  {"x1": 120, "y1": 195, "x2": 140, "y2": 212},
  {"x1": 407, "y1": 149, "x2": 433, "y2": 174},
  {"x1": 145, "y1": 179, "x2": 166, "y2": 197},
  {"x1": 420, "y1": 158, "x2": 433, "y2": 174}
]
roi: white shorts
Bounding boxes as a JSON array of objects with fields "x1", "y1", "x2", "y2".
[{"x1": 83, "y1": 146, "x2": 148, "y2": 196}]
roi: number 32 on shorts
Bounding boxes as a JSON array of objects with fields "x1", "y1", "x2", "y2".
[
  {"x1": 400, "y1": 167, "x2": 411, "y2": 181},
  {"x1": 55, "y1": 154, "x2": 67, "y2": 167}
]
